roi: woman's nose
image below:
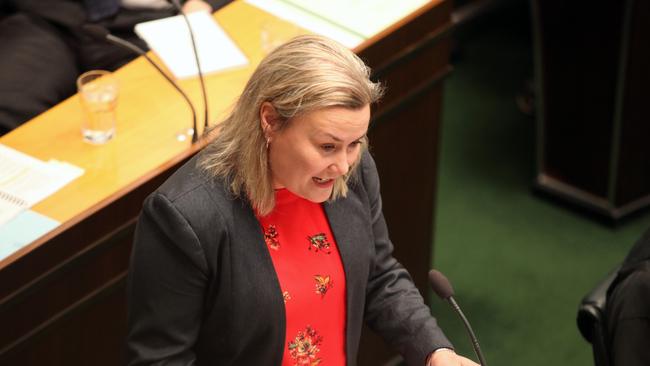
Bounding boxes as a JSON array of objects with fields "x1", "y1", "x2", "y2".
[{"x1": 329, "y1": 151, "x2": 350, "y2": 175}]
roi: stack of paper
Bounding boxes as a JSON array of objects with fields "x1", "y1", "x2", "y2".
[
  {"x1": 0, "y1": 191, "x2": 27, "y2": 228},
  {"x1": 279, "y1": 0, "x2": 430, "y2": 39},
  {"x1": 0, "y1": 144, "x2": 84, "y2": 227},
  {"x1": 135, "y1": 11, "x2": 249, "y2": 79},
  {"x1": 245, "y1": 0, "x2": 430, "y2": 48},
  {"x1": 0, "y1": 210, "x2": 60, "y2": 262},
  {"x1": 245, "y1": 0, "x2": 364, "y2": 48}
]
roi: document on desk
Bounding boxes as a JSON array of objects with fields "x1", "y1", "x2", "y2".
[
  {"x1": 245, "y1": 0, "x2": 364, "y2": 48},
  {"x1": 0, "y1": 144, "x2": 84, "y2": 227},
  {"x1": 0, "y1": 210, "x2": 60, "y2": 262},
  {"x1": 280, "y1": 0, "x2": 430, "y2": 38},
  {"x1": 135, "y1": 11, "x2": 249, "y2": 79},
  {"x1": 245, "y1": 0, "x2": 430, "y2": 46}
]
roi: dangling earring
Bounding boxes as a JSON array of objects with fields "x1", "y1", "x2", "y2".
[{"x1": 265, "y1": 137, "x2": 270, "y2": 150}]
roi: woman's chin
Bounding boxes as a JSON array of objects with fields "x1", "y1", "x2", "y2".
[{"x1": 298, "y1": 186, "x2": 333, "y2": 203}]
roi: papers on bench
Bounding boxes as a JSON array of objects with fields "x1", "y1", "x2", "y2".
[
  {"x1": 245, "y1": 0, "x2": 430, "y2": 48},
  {"x1": 0, "y1": 144, "x2": 84, "y2": 228},
  {"x1": 135, "y1": 11, "x2": 249, "y2": 79},
  {"x1": 0, "y1": 210, "x2": 60, "y2": 262},
  {"x1": 245, "y1": 0, "x2": 364, "y2": 48}
]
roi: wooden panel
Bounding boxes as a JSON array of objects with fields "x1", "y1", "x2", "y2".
[
  {"x1": 535, "y1": 0, "x2": 624, "y2": 198},
  {"x1": 1, "y1": 278, "x2": 127, "y2": 366},
  {"x1": 1, "y1": 227, "x2": 131, "y2": 348},
  {"x1": 533, "y1": 0, "x2": 650, "y2": 220},
  {"x1": 614, "y1": 0, "x2": 650, "y2": 207}
]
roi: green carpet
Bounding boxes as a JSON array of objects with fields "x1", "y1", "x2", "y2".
[{"x1": 429, "y1": 3, "x2": 650, "y2": 365}]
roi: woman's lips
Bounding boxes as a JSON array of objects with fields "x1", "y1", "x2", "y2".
[{"x1": 313, "y1": 176, "x2": 334, "y2": 187}]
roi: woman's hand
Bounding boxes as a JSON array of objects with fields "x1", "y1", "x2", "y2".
[
  {"x1": 181, "y1": 0, "x2": 213, "y2": 13},
  {"x1": 427, "y1": 349, "x2": 481, "y2": 366}
]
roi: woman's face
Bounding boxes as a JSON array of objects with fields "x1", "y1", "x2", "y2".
[{"x1": 263, "y1": 104, "x2": 370, "y2": 203}]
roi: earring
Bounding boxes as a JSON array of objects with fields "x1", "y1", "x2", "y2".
[{"x1": 265, "y1": 137, "x2": 270, "y2": 150}]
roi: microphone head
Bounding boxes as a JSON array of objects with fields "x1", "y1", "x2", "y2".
[
  {"x1": 81, "y1": 24, "x2": 109, "y2": 41},
  {"x1": 428, "y1": 269, "x2": 455, "y2": 299}
]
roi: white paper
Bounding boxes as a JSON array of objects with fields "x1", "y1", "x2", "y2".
[
  {"x1": 135, "y1": 11, "x2": 249, "y2": 79},
  {"x1": 245, "y1": 0, "x2": 364, "y2": 49},
  {"x1": 0, "y1": 144, "x2": 84, "y2": 227},
  {"x1": 279, "y1": 0, "x2": 430, "y2": 39},
  {"x1": 0, "y1": 191, "x2": 27, "y2": 227},
  {"x1": 0, "y1": 209, "x2": 60, "y2": 262}
]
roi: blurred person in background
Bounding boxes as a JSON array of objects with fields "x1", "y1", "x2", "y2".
[{"x1": 0, "y1": 0, "x2": 230, "y2": 135}]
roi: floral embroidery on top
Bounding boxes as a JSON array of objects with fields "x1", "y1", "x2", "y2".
[
  {"x1": 283, "y1": 291, "x2": 292, "y2": 303},
  {"x1": 264, "y1": 224, "x2": 280, "y2": 250},
  {"x1": 314, "y1": 275, "x2": 333, "y2": 298},
  {"x1": 307, "y1": 233, "x2": 331, "y2": 254},
  {"x1": 288, "y1": 326, "x2": 323, "y2": 366}
]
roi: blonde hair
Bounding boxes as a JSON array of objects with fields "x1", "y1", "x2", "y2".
[{"x1": 199, "y1": 34, "x2": 383, "y2": 215}]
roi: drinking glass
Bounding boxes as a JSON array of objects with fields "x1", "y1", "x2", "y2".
[{"x1": 77, "y1": 70, "x2": 119, "y2": 144}]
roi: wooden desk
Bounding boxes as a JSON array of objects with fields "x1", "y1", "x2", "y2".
[
  {"x1": 532, "y1": 0, "x2": 650, "y2": 220},
  {"x1": 0, "y1": 1, "x2": 451, "y2": 364}
]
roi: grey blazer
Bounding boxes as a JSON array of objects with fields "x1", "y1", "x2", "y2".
[{"x1": 126, "y1": 150, "x2": 452, "y2": 366}]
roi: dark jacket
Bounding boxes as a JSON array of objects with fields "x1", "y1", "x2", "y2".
[
  {"x1": 606, "y1": 228, "x2": 650, "y2": 366},
  {"x1": 126, "y1": 150, "x2": 452, "y2": 365},
  {"x1": 7, "y1": 0, "x2": 232, "y2": 35}
]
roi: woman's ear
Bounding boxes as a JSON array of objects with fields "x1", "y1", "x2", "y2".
[{"x1": 259, "y1": 102, "x2": 279, "y2": 139}]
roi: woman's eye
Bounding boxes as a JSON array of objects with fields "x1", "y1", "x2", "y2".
[
  {"x1": 321, "y1": 144, "x2": 336, "y2": 152},
  {"x1": 348, "y1": 140, "x2": 362, "y2": 149}
]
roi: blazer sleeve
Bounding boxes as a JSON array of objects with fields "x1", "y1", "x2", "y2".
[
  {"x1": 359, "y1": 152, "x2": 453, "y2": 366},
  {"x1": 126, "y1": 192, "x2": 211, "y2": 366}
]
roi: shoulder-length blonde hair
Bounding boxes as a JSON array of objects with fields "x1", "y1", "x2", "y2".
[{"x1": 199, "y1": 34, "x2": 383, "y2": 215}]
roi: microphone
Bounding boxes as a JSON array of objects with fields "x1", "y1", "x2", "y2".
[
  {"x1": 168, "y1": 0, "x2": 210, "y2": 131},
  {"x1": 429, "y1": 269, "x2": 488, "y2": 366},
  {"x1": 81, "y1": 24, "x2": 199, "y2": 143}
]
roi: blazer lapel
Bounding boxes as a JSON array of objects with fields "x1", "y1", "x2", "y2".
[
  {"x1": 230, "y1": 198, "x2": 287, "y2": 365},
  {"x1": 324, "y1": 193, "x2": 373, "y2": 365}
]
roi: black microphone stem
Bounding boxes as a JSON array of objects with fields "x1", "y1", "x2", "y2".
[
  {"x1": 447, "y1": 296, "x2": 488, "y2": 366},
  {"x1": 171, "y1": 0, "x2": 209, "y2": 131},
  {"x1": 106, "y1": 35, "x2": 198, "y2": 143}
]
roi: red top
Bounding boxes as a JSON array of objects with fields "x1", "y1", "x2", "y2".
[{"x1": 256, "y1": 189, "x2": 347, "y2": 366}]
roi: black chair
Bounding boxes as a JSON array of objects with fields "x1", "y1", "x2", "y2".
[{"x1": 576, "y1": 266, "x2": 620, "y2": 366}]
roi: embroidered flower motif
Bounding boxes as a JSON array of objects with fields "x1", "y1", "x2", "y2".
[
  {"x1": 314, "y1": 275, "x2": 333, "y2": 298},
  {"x1": 283, "y1": 291, "x2": 292, "y2": 303},
  {"x1": 288, "y1": 326, "x2": 323, "y2": 366},
  {"x1": 264, "y1": 224, "x2": 280, "y2": 250},
  {"x1": 307, "y1": 233, "x2": 331, "y2": 254}
]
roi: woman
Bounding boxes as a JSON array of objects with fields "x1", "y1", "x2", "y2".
[{"x1": 127, "y1": 35, "x2": 478, "y2": 366}]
